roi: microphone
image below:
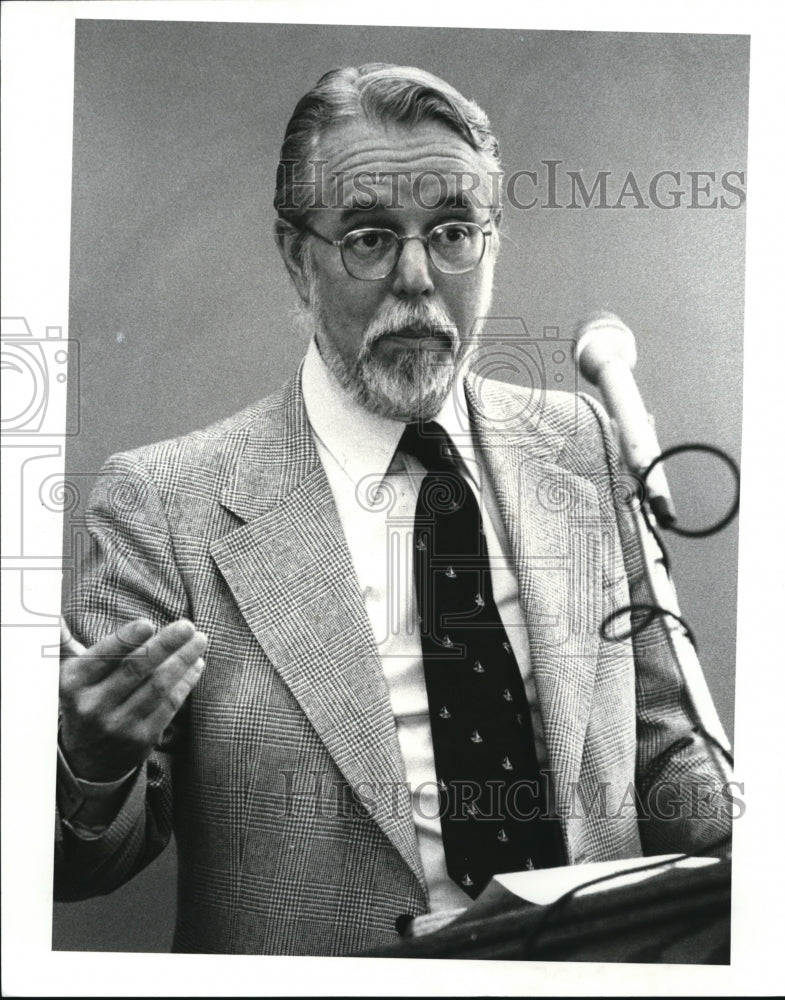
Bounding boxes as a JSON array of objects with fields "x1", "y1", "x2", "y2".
[{"x1": 575, "y1": 313, "x2": 676, "y2": 528}]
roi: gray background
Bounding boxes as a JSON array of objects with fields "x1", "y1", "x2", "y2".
[{"x1": 55, "y1": 21, "x2": 748, "y2": 952}]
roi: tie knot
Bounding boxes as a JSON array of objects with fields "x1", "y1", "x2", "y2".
[{"x1": 399, "y1": 421, "x2": 460, "y2": 473}]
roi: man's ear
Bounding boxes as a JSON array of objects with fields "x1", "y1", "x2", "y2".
[
  {"x1": 274, "y1": 219, "x2": 311, "y2": 305},
  {"x1": 489, "y1": 206, "x2": 503, "y2": 258}
]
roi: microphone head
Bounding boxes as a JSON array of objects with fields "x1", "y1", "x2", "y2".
[{"x1": 574, "y1": 312, "x2": 637, "y2": 385}]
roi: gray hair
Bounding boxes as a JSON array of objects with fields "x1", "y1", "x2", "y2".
[{"x1": 274, "y1": 63, "x2": 500, "y2": 227}]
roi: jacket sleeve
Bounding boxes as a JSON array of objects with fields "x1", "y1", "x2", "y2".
[
  {"x1": 54, "y1": 449, "x2": 191, "y2": 901},
  {"x1": 578, "y1": 392, "x2": 734, "y2": 857}
]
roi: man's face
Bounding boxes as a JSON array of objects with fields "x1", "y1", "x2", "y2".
[{"x1": 281, "y1": 118, "x2": 500, "y2": 421}]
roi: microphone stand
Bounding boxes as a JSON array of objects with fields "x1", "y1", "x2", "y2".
[
  {"x1": 625, "y1": 476, "x2": 734, "y2": 786},
  {"x1": 576, "y1": 314, "x2": 735, "y2": 791}
]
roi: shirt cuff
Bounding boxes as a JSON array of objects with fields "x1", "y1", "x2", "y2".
[{"x1": 56, "y1": 741, "x2": 138, "y2": 838}]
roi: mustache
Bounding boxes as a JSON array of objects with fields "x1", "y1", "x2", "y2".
[{"x1": 364, "y1": 302, "x2": 458, "y2": 348}]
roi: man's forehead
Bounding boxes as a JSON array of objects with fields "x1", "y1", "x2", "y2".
[
  {"x1": 318, "y1": 119, "x2": 485, "y2": 174},
  {"x1": 304, "y1": 118, "x2": 499, "y2": 213}
]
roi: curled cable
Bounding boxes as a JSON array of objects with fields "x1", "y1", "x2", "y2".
[
  {"x1": 642, "y1": 442, "x2": 740, "y2": 538},
  {"x1": 601, "y1": 602, "x2": 698, "y2": 651},
  {"x1": 542, "y1": 441, "x2": 740, "y2": 963},
  {"x1": 601, "y1": 441, "x2": 740, "y2": 645}
]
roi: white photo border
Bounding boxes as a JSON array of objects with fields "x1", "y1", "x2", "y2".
[{"x1": 1, "y1": 1, "x2": 783, "y2": 995}]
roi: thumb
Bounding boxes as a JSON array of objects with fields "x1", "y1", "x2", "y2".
[{"x1": 60, "y1": 615, "x2": 86, "y2": 659}]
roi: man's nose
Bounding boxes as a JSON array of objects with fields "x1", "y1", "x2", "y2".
[{"x1": 391, "y1": 236, "x2": 435, "y2": 297}]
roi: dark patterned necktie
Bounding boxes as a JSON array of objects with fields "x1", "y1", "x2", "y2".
[{"x1": 400, "y1": 421, "x2": 562, "y2": 898}]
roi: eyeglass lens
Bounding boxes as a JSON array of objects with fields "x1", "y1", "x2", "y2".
[{"x1": 341, "y1": 223, "x2": 486, "y2": 278}]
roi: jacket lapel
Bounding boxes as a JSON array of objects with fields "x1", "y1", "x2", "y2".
[
  {"x1": 467, "y1": 381, "x2": 602, "y2": 821},
  {"x1": 210, "y1": 371, "x2": 603, "y2": 882},
  {"x1": 210, "y1": 374, "x2": 425, "y2": 891}
]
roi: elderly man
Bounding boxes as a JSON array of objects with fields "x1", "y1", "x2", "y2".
[{"x1": 55, "y1": 64, "x2": 731, "y2": 956}]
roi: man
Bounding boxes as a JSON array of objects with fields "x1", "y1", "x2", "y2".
[{"x1": 55, "y1": 64, "x2": 731, "y2": 955}]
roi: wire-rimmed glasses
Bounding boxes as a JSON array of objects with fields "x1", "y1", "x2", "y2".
[{"x1": 296, "y1": 219, "x2": 494, "y2": 280}]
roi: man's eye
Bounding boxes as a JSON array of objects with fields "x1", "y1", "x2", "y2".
[
  {"x1": 346, "y1": 230, "x2": 390, "y2": 252},
  {"x1": 434, "y1": 224, "x2": 471, "y2": 244}
]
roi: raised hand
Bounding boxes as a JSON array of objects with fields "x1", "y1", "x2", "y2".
[{"x1": 59, "y1": 617, "x2": 207, "y2": 782}]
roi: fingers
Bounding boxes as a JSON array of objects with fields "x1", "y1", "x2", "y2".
[
  {"x1": 61, "y1": 618, "x2": 157, "y2": 684},
  {"x1": 94, "y1": 628, "x2": 207, "y2": 767},
  {"x1": 124, "y1": 642, "x2": 207, "y2": 728},
  {"x1": 104, "y1": 621, "x2": 208, "y2": 703}
]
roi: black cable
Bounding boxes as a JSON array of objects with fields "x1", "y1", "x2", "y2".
[
  {"x1": 601, "y1": 601, "x2": 698, "y2": 651},
  {"x1": 642, "y1": 442, "x2": 740, "y2": 538},
  {"x1": 600, "y1": 441, "x2": 739, "y2": 771},
  {"x1": 641, "y1": 506, "x2": 673, "y2": 575},
  {"x1": 516, "y1": 443, "x2": 739, "y2": 960},
  {"x1": 602, "y1": 442, "x2": 739, "y2": 643}
]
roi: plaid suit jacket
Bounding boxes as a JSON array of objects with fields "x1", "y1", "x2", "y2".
[{"x1": 55, "y1": 368, "x2": 731, "y2": 955}]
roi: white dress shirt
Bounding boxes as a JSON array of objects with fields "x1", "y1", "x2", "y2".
[{"x1": 301, "y1": 339, "x2": 549, "y2": 912}]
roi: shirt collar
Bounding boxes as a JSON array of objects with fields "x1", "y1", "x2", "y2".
[{"x1": 301, "y1": 337, "x2": 479, "y2": 487}]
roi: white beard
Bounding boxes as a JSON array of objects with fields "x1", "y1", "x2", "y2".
[{"x1": 304, "y1": 268, "x2": 494, "y2": 422}]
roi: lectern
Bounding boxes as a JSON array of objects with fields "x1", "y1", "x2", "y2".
[{"x1": 363, "y1": 860, "x2": 731, "y2": 963}]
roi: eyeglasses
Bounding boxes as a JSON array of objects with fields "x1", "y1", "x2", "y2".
[{"x1": 296, "y1": 219, "x2": 494, "y2": 280}]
